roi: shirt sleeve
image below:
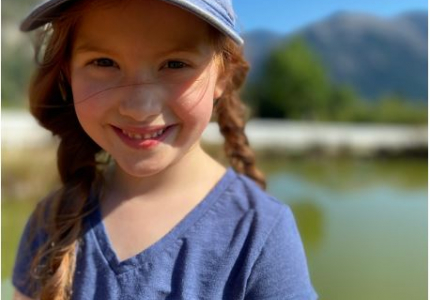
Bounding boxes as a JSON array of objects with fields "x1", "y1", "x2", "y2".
[
  {"x1": 245, "y1": 205, "x2": 318, "y2": 300},
  {"x1": 12, "y1": 209, "x2": 47, "y2": 298}
]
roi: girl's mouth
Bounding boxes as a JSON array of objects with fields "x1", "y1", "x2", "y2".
[
  {"x1": 121, "y1": 127, "x2": 167, "y2": 140},
  {"x1": 112, "y1": 125, "x2": 176, "y2": 149}
]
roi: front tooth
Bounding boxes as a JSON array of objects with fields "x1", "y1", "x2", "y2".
[
  {"x1": 125, "y1": 131, "x2": 141, "y2": 139},
  {"x1": 123, "y1": 128, "x2": 165, "y2": 140}
]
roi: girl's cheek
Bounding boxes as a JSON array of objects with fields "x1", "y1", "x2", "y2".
[
  {"x1": 71, "y1": 73, "x2": 118, "y2": 108},
  {"x1": 170, "y1": 67, "x2": 218, "y2": 121},
  {"x1": 171, "y1": 82, "x2": 215, "y2": 122}
]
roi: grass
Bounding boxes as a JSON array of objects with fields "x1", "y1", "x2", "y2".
[
  {"x1": 2, "y1": 200, "x2": 36, "y2": 279},
  {"x1": 2, "y1": 145, "x2": 59, "y2": 279}
]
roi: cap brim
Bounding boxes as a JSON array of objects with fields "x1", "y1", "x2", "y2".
[
  {"x1": 20, "y1": 0, "x2": 70, "y2": 31},
  {"x1": 20, "y1": 0, "x2": 244, "y2": 45},
  {"x1": 160, "y1": 0, "x2": 244, "y2": 45}
]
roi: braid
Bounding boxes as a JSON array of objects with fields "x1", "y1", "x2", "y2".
[
  {"x1": 37, "y1": 143, "x2": 100, "y2": 299},
  {"x1": 26, "y1": 11, "x2": 103, "y2": 299},
  {"x1": 38, "y1": 122, "x2": 101, "y2": 300},
  {"x1": 29, "y1": 67, "x2": 102, "y2": 299},
  {"x1": 214, "y1": 38, "x2": 266, "y2": 190}
]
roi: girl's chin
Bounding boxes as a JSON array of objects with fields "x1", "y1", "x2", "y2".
[
  {"x1": 112, "y1": 154, "x2": 184, "y2": 180},
  {"x1": 115, "y1": 163, "x2": 169, "y2": 179},
  {"x1": 109, "y1": 139, "x2": 204, "y2": 181}
]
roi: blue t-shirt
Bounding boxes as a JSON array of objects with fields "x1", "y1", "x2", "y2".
[{"x1": 13, "y1": 168, "x2": 318, "y2": 299}]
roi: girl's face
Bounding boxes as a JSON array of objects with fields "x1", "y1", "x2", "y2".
[{"x1": 70, "y1": 0, "x2": 225, "y2": 178}]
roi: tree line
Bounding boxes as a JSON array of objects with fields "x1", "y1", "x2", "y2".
[{"x1": 242, "y1": 37, "x2": 427, "y2": 124}]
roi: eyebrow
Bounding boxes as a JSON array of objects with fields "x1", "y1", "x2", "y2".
[
  {"x1": 158, "y1": 42, "x2": 205, "y2": 56},
  {"x1": 73, "y1": 42, "x2": 117, "y2": 55},
  {"x1": 73, "y1": 40, "x2": 204, "y2": 57}
]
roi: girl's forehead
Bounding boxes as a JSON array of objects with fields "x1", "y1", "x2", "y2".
[
  {"x1": 74, "y1": 0, "x2": 213, "y2": 49},
  {"x1": 77, "y1": 0, "x2": 211, "y2": 35}
]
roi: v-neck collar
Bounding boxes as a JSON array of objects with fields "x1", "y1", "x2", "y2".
[{"x1": 88, "y1": 167, "x2": 237, "y2": 275}]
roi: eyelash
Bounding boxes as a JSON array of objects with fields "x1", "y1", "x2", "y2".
[
  {"x1": 164, "y1": 61, "x2": 188, "y2": 69},
  {"x1": 88, "y1": 58, "x2": 189, "y2": 70},
  {"x1": 91, "y1": 58, "x2": 118, "y2": 68}
]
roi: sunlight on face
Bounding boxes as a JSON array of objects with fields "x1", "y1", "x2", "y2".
[
  {"x1": 71, "y1": 0, "x2": 220, "y2": 111},
  {"x1": 69, "y1": 0, "x2": 225, "y2": 178}
]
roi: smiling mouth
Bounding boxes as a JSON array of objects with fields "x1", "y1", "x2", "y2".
[
  {"x1": 121, "y1": 128, "x2": 166, "y2": 140},
  {"x1": 115, "y1": 125, "x2": 174, "y2": 142}
]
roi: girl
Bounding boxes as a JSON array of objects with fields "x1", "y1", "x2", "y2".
[{"x1": 13, "y1": 0, "x2": 318, "y2": 299}]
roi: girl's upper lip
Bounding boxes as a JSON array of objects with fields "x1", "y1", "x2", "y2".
[{"x1": 112, "y1": 124, "x2": 175, "y2": 134}]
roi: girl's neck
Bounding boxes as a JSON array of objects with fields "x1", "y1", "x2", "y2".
[{"x1": 103, "y1": 145, "x2": 226, "y2": 205}]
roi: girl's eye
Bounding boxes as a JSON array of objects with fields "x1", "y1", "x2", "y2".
[
  {"x1": 165, "y1": 61, "x2": 187, "y2": 69},
  {"x1": 91, "y1": 58, "x2": 118, "y2": 68}
]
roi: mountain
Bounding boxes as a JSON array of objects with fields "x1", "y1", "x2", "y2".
[{"x1": 243, "y1": 10, "x2": 428, "y2": 103}]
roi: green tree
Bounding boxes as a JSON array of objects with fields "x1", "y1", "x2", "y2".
[
  {"x1": 2, "y1": 0, "x2": 36, "y2": 108},
  {"x1": 2, "y1": 45, "x2": 33, "y2": 107},
  {"x1": 254, "y1": 37, "x2": 332, "y2": 119},
  {"x1": 327, "y1": 85, "x2": 358, "y2": 120},
  {"x1": 373, "y1": 94, "x2": 428, "y2": 124}
]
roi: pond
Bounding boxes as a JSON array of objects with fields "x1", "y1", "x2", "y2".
[
  {"x1": 262, "y1": 157, "x2": 427, "y2": 300},
  {"x1": 2, "y1": 156, "x2": 427, "y2": 300}
]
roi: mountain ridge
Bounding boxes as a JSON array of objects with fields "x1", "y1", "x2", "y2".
[{"x1": 243, "y1": 10, "x2": 428, "y2": 103}]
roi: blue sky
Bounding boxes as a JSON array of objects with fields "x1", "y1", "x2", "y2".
[{"x1": 233, "y1": 0, "x2": 428, "y2": 34}]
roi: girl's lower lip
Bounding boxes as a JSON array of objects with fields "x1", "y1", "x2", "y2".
[{"x1": 112, "y1": 125, "x2": 175, "y2": 149}]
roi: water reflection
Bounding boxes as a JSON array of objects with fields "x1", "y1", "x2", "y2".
[
  {"x1": 263, "y1": 158, "x2": 427, "y2": 300},
  {"x1": 289, "y1": 200, "x2": 324, "y2": 251}
]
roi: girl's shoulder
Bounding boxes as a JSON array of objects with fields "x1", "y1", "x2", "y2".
[
  {"x1": 224, "y1": 168, "x2": 293, "y2": 223},
  {"x1": 218, "y1": 169, "x2": 317, "y2": 299},
  {"x1": 207, "y1": 168, "x2": 297, "y2": 246}
]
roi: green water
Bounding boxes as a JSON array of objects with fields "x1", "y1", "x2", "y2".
[
  {"x1": 262, "y1": 158, "x2": 427, "y2": 300},
  {"x1": 2, "y1": 158, "x2": 427, "y2": 300}
]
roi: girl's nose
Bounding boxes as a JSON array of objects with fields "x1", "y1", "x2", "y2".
[{"x1": 118, "y1": 82, "x2": 164, "y2": 121}]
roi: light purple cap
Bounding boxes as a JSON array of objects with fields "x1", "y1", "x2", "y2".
[{"x1": 20, "y1": 0, "x2": 244, "y2": 45}]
